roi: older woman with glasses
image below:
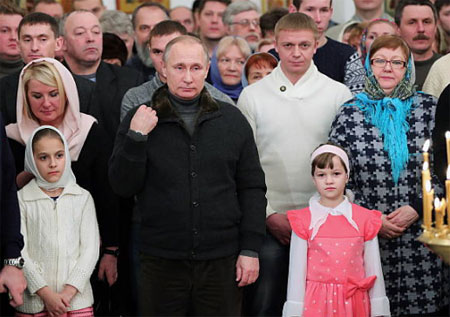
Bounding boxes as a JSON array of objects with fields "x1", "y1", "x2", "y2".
[
  {"x1": 210, "y1": 36, "x2": 251, "y2": 102},
  {"x1": 329, "y1": 35, "x2": 448, "y2": 316}
]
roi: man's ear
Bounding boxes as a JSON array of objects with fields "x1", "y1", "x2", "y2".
[
  {"x1": 55, "y1": 36, "x2": 63, "y2": 51},
  {"x1": 60, "y1": 37, "x2": 67, "y2": 52},
  {"x1": 288, "y1": 4, "x2": 298, "y2": 13},
  {"x1": 313, "y1": 40, "x2": 319, "y2": 55},
  {"x1": 162, "y1": 61, "x2": 167, "y2": 78}
]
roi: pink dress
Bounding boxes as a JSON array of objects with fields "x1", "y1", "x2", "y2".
[{"x1": 287, "y1": 204, "x2": 382, "y2": 317}]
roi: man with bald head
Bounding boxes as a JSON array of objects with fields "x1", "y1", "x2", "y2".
[
  {"x1": 110, "y1": 35, "x2": 266, "y2": 316},
  {"x1": 120, "y1": 20, "x2": 233, "y2": 120}
]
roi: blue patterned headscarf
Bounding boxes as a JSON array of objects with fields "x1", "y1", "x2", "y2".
[
  {"x1": 347, "y1": 47, "x2": 416, "y2": 184},
  {"x1": 210, "y1": 48, "x2": 243, "y2": 101}
]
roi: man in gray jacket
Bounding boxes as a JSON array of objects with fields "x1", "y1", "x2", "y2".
[{"x1": 121, "y1": 20, "x2": 234, "y2": 121}]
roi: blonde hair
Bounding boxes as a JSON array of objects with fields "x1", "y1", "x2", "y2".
[
  {"x1": 274, "y1": 12, "x2": 319, "y2": 41},
  {"x1": 216, "y1": 36, "x2": 251, "y2": 60},
  {"x1": 22, "y1": 61, "x2": 66, "y2": 122}
]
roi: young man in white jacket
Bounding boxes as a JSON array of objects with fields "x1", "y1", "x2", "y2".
[{"x1": 237, "y1": 12, "x2": 352, "y2": 316}]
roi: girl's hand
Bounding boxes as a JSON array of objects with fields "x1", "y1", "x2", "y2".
[
  {"x1": 59, "y1": 285, "x2": 77, "y2": 307},
  {"x1": 379, "y1": 214, "x2": 405, "y2": 239},
  {"x1": 387, "y1": 205, "x2": 419, "y2": 229},
  {"x1": 37, "y1": 287, "x2": 67, "y2": 316}
]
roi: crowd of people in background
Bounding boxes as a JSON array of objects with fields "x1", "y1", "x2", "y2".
[{"x1": 0, "y1": 0, "x2": 449, "y2": 316}]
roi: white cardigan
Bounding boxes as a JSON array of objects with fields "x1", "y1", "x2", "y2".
[
  {"x1": 237, "y1": 64, "x2": 353, "y2": 217},
  {"x1": 17, "y1": 179, "x2": 100, "y2": 314}
]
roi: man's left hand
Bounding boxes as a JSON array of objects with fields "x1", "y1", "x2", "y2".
[
  {"x1": 98, "y1": 252, "x2": 118, "y2": 286},
  {"x1": 0, "y1": 266, "x2": 26, "y2": 307},
  {"x1": 387, "y1": 205, "x2": 419, "y2": 229},
  {"x1": 235, "y1": 255, "x2": 259, "y2": 287}
]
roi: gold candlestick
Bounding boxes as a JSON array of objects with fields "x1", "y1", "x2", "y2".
[
  {"x1": 422, "y1": 162, "x2": 431, "y2": 189},
  {"x1": 434, "y1": 198, "x2": 446, "y2": 230},
  {"x1": 418, "y1": 136, "x2": 450, "y2": 265},
  {"x1": 423, "y1": 139, "x2": 431, "y2": 166},
  {"x1": 424, "y1": 180, "x2": 434, "y2": 230}
]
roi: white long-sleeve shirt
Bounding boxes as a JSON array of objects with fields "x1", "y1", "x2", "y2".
[{"x1": 237, "y1": 64, "x2": 353, "y2": 217}]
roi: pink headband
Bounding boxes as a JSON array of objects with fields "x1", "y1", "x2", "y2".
[{"x1": 310, "y1": 145, "x2": 350, "y2": 176}]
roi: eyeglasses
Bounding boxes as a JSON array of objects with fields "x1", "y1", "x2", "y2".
[
  {"x1": 371, "y1": 58, "x2": 407, "y2": 69},
  {"x1": 230, "y1": 19, "x2": 259, "y2": 27}
]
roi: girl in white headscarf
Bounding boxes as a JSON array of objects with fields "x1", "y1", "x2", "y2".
[{"x1": 16, "y1": 126, "x2": 99, "y2": 317}]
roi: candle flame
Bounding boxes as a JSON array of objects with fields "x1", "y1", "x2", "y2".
[
  {"x1": 426, "y1": 180, "x2": 432, "y2": 192},
  {"x1": 434, "y1": 197, "x2": 440, "y2": 209},
  {"x1": 423, "y1": 161, "x2": 429, "y2": 171},
  {"x1": 423, "y1": 139, "x2": 430, "y2": 152},
  {"x1": 446, "y1": 131, "x2": 450, "y2": 139}
]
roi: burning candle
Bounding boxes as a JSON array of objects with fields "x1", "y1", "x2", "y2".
[
  {"x1": 423, "y1": 139, "x2": 430, "y2": 165},
  {"x1": 434, "y1": 197, "x2": 446, "y2": 230},
  {"x1": 424, "y1": 180, "x2": 434, "y2": 230}
]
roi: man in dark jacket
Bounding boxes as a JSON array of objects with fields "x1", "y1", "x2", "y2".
[
  {"x1": 60, "y1": 10, "x2": 144, "y2": 140},
  {"x1": 109, "y1": 35, "x2": 266, "y2": 316},
  {"x1": 0, "y1": 113, "x2": 26, "y2": 311}
]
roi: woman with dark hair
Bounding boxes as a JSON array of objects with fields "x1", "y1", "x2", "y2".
[{"x1": 329, "y1": 35, "x2": 448, "y2": 316}]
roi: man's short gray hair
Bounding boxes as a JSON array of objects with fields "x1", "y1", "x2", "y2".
[
  {"x1": 222, "y1": 1, "x2": 259, "y2": 26},
  {"x1": 163, "y1": 35, "x2": 209, "y2": 65},
  {"x1": 100, "y1": 10, "x2": 133, "y2": 36}
]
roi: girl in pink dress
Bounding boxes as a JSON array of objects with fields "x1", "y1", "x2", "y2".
[{"x1": 283, "y1": 144, "x2": 390, "y2": 317}]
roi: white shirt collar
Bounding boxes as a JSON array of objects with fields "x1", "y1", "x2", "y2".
[{"x1": 309, "y1": 193, "x2": 359, "y2": 240}]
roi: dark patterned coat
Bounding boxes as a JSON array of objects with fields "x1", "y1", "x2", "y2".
[{"x1": 329, "y1": 92, "x2": 448, "y2": 316}]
